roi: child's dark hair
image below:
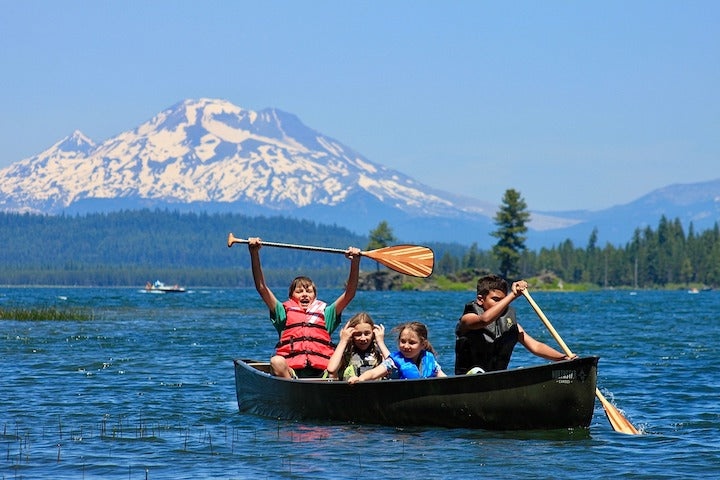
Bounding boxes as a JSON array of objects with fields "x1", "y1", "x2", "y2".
[
  {"x1": 338, "y1": 312, "x2": 383, "y2": 376},
  {"x1": 394, "y1": 321, "x2": 438, "y2": 357},
  {"x1": 288, "y1": 276, "x2": 316, "y2": 299},
  {"x1": 476, "y1": 274, "x2": 509, "y2": 297}
]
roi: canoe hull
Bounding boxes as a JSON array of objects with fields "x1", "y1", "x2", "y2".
[{"x1": 233, "y1": 356, "x2": 598, "y2": 430}]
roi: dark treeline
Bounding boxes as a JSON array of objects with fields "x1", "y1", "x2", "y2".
[
  {"x1": 0, "y1": 209, "x2": 368, "y2": 287},
  {"x1": 435, "y1": 216, "x2": 720, "y2": 288},
  {"x1": 1, "y1": 211, "x2": 718, "y2": 288}
]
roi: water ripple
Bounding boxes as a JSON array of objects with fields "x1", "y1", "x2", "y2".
[{"x1": 2, "y1": 287, "x2": 719, "y2": 478}]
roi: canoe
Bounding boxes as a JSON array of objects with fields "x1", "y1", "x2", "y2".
[{"x1": 233, "y1": 356, "x2": 599, "y2": 430}]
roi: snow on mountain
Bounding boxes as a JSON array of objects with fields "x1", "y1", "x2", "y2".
[
  {"x1": 0, "y1": 99, "x2": 477, "y2": 218},
  {"x1": 57, "y1": 130, "x2": 96, "y2": 153},
  {"x1": 13, "y1": 97, "x2": 717, "y2": 247},
  {"x1": 0, "y1": 98, "x2": 580, "y2": 244}
]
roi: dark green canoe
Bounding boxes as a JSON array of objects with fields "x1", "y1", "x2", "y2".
[{"x1": 233, "y1": 356, "x2": 598, "y2": 430}]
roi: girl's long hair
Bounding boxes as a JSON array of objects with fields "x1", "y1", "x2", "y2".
[
  {"x1": 393, "y1": 321, "x2": 438, "y2": 357},
  {"x1": 337, "y1": 312, "x2": 383, "y2": 375}
]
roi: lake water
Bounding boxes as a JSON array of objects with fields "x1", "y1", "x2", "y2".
[{"x1": 1, "y1": 287, "x2": 718, "y2": 479}]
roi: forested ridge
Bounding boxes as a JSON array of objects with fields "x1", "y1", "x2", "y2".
[
  {"x1": 435, "y1": 216, "x2": 720, "y2": 289},
  {"x1": 0, "y1": 210, "x2": 369, "y2": 287},
  {"x1": 1, "y1": 210, "x2": 718, "y2": 288},
  {"x1": 534, "y1": 218, "x2": 720, "y2": 288}
]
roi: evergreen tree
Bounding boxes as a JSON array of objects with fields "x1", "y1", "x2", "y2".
[
  {"x1": 585, "y1": 228, "x2": 599, "y2": 284},
  {"x1": 463, "y1": 242, "x2": 480, "y2": 269},
  {"x1": 437, "y1": 252, "x2": 458, "y2": 275},
  {"x1": 366, "y1": 220, "x2": 397, "y2": 250},
  {"x1": 491, "y1": 189, "x2": 530, "y2": 279},
  {"x1": 367, "y1": 221, "x2": 397, "y2": 271},
  {"x1": 628, "y1": 228, "x2": 642, "y2": 288}
]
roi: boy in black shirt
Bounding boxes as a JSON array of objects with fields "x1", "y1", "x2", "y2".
[{"x1": 454, "y1": 274, "x2": 573, "y2": 374}]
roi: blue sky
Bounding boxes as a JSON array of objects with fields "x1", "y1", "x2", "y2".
[{"x1": 1, "y1": 1, "x2": 718, "y2": 211}]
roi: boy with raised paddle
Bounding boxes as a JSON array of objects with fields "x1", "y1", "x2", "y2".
[{"x1": 248, "y1": 237, "x2": 361, "y2": 379}]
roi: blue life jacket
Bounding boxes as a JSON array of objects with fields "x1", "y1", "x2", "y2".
[{"x1": 389, "y1": 351, "x2": 438, "y2": 379}]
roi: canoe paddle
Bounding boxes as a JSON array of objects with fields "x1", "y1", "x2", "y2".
[
  {"x1": 227, "y1": 233, "x2": 434, "y2": 278},
  {"x1": 522, "y1": 290, "x2": 640, "y2": 435}
]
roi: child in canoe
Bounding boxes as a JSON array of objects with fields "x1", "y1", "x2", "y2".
[
  {"x1": 454, "y1": 274, "x2": 575, "y2": 374},
  {"x1": 326, "y1": 312, "x2": 391, "y2": 381},
  {"x1": 248, "y1": 237, "x2": 361, "y2": 379},
  {"x1": 348, "y1": 321, "x2": 446, "y2": 383}
]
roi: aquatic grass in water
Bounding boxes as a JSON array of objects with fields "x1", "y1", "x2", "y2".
[{"x1": 0, "y1": 306, "x2": 96, "y2": 321}]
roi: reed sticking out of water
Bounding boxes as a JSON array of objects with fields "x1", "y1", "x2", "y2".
[{"x1": 0, "y1": 306, "x2": 96, "y2": 321}]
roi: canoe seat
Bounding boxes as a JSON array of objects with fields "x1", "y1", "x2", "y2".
[{"x1": 246, "y1": 362, "x2": 273, "y2": 374}]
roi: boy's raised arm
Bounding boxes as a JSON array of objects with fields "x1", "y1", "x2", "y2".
[
  {"x1": 333, "y1": 247, "x2": 361, "y2": 315},
  {"x1": 248, "y1": 237, "x2": 278, "y2": 313},
  {"x1": 458, "y1": 280, "x2": 528, "y2": 332}
]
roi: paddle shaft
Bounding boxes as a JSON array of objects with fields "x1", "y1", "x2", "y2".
[
  {"x1": 522, "y1": 289, "x2": 640, "y2": 435},
  {"x1": 522, "y1": 290, "x2": 574, "y2": 357},
  {"x1": 227, "y1": 233, "x2": 434, "y2": 278},
  {"x1": 228, "y1": 234, "x2": 348, "y2": 255}
]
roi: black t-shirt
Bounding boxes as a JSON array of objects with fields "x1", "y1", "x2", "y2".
[{"x1": 454, "y1": 302, "x2": 519, "y2": 374}]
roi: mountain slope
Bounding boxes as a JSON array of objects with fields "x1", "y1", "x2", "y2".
[
  {"x1": 1, "y1": 98, "x2": 717, "y2": 247},
  {"x1": 531, "y1": 179, "x2": 720, "y2": 247},
  {"x1": 0, "y1": 99, "x2": 474, "y2": 216}
]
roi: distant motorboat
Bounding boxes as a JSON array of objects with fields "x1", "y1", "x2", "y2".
[
  {"x1": 688, "y1": 287, "x2": 700, "y2": 294},
  {"x1": 145, "y1": 280, "x2": 186, "y2": 293}
]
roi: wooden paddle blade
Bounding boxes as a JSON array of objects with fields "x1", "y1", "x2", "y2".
[
  {"x1": 362, "y1": 245, "x2": 434, "y2": 278},
  {"x1": 523, "y1": 290, "x2": 640, "y2": 435},
  {"x1": 596, "y1": 388, "x2": 640, "y2": 435}
]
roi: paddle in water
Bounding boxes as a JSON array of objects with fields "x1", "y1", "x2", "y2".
[
  {"x1": 227, "y1": 233, "x2": 434, "y2": 278},
  {"x1": 522, "y1": 289, "x2": 640, "y2": 435}
]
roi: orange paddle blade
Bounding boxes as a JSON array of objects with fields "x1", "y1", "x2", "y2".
[
  {"x1": 522, "y1": 290, "x2": 640, "y2": 435},
  {"x1": 362, "y1": 245, "x2": 434, "y2": 278},
  {"x1": 596, "y1": 388, "x2": 640, "y2": 435}
]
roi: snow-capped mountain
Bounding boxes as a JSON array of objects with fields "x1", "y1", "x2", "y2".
[
  {"x1": 0, "y1": 98, "x2": 577, "y2": 243},
  {"x1": 1, "y1": 98, "x2": 716, "y2": 246},
  {"x1": 0, "y1": 99, "x2": 447, "y2": 212}
]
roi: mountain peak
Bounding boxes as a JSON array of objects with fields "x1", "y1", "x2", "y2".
[
  {"x1": 5, "y1": 97, "x2": 706, "y2": 247},
  {"x1": 0, "y1": 98, "x2": 440, "y2": 215},
  {"x1": 643, "y1": 178, "x2": 720, "y2": 205},
  {"x1": 54, "y1": 130, "x2": 95, "y2": 154}
]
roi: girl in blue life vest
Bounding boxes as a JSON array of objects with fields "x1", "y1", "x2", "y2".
[
  {"x1": 326, "y1": 312, "x2": 391, "y2": 381},
  {"x1": 347, "y1": 321, "x2": 446, "y2": 383}
]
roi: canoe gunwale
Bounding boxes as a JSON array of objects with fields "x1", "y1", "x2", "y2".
[{"x1": 234, "y1": 356, "x2": 599, "y2": 430}]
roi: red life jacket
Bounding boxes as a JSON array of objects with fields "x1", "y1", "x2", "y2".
[{"x1": 274, "y1": 299, "x2": 335, "y2": 370}]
